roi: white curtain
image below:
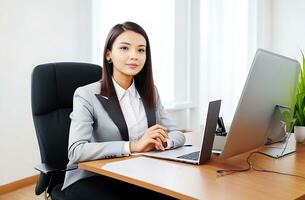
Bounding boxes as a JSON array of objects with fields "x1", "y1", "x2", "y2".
[{"x1": 199, "y1": 0, "x2": 259, "y2": 125}]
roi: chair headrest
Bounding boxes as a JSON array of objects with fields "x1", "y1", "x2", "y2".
[{"x1": 31, "y1": 62, "x2": 101, "y2": 115}]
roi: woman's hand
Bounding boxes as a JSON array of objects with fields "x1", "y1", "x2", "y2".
[{"x1": 130, "y1": 124, "x2": 168, "y2": 153}]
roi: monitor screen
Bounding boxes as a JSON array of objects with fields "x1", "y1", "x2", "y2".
[{"x1": 220, "y1": 49, "x2": 300, "y2": 159}]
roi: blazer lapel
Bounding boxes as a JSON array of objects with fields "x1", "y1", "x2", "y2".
[
  {"x1": 143, "y1": 103, "x2": 156, "y2": 127},
  {"x1": 138, "y1": 91, "x2": 156, "y2": 127},
  {"x1": 95, "y1": 86, "x2": 156, "y2": 141},
  {"x1": 95, "y1": 92, "x2": 129, "y2": 141}
]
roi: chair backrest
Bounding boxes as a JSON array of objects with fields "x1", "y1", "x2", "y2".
[{"x1": 31, "y1": 62, "x2": 101, "y2": 193}]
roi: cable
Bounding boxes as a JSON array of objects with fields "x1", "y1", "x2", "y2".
[
  {"x1": 217, "y1": 151, "x2": 305, "y2": 180},
  {"x1": 216, "y1": 151, "x2": 256, "y2": 176}
]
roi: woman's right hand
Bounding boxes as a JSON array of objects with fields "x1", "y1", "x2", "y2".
[{"x1": 130, "y1": 124, "x2": 168, "y2": 153}]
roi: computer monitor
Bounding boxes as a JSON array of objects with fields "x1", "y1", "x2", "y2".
[{"x1": 220, "y1": 49, "x2": 300, "y2": 159}]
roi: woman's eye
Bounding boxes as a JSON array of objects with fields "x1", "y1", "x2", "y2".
[
  {"x1": 139, "y1": 49, "x2": 145, "y2": 53},
  {"x1": 120, "y1": 47, "x2": 128, "y2": 50}
]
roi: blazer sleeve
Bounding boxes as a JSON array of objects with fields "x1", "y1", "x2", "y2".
[
  {"x1": 67, "y1": 87, "x2": 129, "y2": 164},
  {"x1": 155, "y1": 87, "x2": 186, "y2": 149}
]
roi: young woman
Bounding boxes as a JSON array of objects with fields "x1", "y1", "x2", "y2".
[{"x1": 62, "y1": 21, "x2": 185, "y2": 199}]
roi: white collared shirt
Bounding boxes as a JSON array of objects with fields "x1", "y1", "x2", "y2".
[{"x1": 112, "y1": 78, "x2": 148, "y2": 154}]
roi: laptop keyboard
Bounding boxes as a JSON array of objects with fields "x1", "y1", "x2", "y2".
[{"x1": 177, "y1": 151, "x2": 200, "y2": 161}]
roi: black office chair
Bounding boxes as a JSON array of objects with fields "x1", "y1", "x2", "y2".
[{"x1": 31, "y1": 62, "x2": 101, "y2": 199}]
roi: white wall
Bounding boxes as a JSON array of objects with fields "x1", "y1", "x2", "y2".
[
  {"x1": 262, "y1": 0, "x2": 305, "y2": 61},
  {"x1": 0, "y1": 0, "x2": 92, "y2": 185}
]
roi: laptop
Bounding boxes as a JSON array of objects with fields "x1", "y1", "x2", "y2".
[{"x1": 143, "y1": 100, "x2": 221, "y2": 164}]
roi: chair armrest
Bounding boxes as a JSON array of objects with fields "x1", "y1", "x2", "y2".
[
  {"x1": 34, "y1": 163, "x2": 78, "y2": 175},
  {"x1": 34, "y1": 163, "x2": 78, "y2": 195}
]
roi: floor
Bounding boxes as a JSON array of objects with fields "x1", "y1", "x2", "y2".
[{"x1": 0, "y1": 184, "x2": 44, "y2": 200}]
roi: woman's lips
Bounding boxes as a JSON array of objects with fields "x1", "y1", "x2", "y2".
[{"x1": 127, "y1": 63, "x2": 139, "y2": 68}]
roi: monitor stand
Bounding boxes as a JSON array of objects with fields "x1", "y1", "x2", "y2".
[{"x1": 259, "y1": 133, "x2": 296, "y2": 159}]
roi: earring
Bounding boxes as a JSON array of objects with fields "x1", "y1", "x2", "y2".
[{"x1": 107, "y1": 58, "x2": 112, "y2": 64}]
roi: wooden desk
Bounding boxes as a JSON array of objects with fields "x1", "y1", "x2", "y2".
[{"x1": 79, "y1": 144, "x2": 305, "y2": 200}]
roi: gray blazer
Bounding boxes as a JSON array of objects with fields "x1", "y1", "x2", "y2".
[{"x1": 62, "y1": 81, "x2": 185, "y2": 190}]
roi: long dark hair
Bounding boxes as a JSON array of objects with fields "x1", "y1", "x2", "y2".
[{"x1": 101, "y1": 21, "x2": 155, "y2": 108}]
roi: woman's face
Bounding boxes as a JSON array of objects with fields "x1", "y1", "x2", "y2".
[{"x1": 106, "y1": 30, "x2": 147, "y2": 81}]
